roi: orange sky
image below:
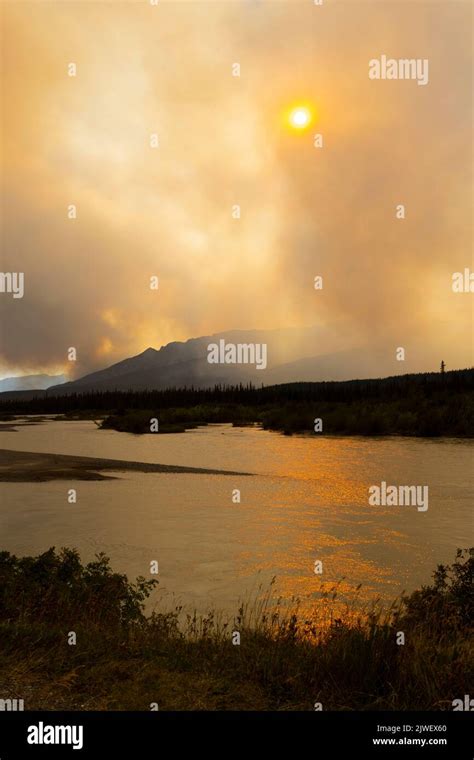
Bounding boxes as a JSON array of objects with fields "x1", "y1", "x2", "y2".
[{"x1": 0, "y1": 0, "x2": 472, "y2": 378}]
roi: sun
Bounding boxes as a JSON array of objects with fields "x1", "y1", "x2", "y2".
[{"x1": 288, "y1": 106, "x2": 312, "y2": 130}]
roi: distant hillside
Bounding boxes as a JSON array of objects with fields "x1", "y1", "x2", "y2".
[
  {"x1": 44, "y1": 326, "x2": 454, "y2": 395},
  {"x1": 46, "y1": 327, "x2": 356, "y2": 393},
  {"x1": 1, "y1": 326, "x2": 471, "y2": 399},
  {"x1": 0, "y1": 374, "x2": 65, "y2": 393}
]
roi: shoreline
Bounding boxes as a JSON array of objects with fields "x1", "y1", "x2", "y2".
[{"x1": 0, "y1": 448, "x2": 251, "y2": 482}]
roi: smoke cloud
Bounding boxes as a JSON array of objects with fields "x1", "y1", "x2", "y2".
[{"x1": 1, "y1": 0, "x2": 472, "y2": 378}]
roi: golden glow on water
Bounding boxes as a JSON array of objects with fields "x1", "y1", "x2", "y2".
[{"x1": 0, "y1": 421, "x2": 472, "y2": 619}]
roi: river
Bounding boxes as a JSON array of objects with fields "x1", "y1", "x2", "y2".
[{"x1": 0, "y1": 419, "x2": 472, "y2": 620}]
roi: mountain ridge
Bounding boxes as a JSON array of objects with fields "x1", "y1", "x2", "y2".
[{"x1": 2, "y1": 326, "x2": 463, "y2": 397}]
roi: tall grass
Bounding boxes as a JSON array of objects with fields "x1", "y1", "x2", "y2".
[{"x1": 0, "y1": 548, "x2": 471, "y2": 710}]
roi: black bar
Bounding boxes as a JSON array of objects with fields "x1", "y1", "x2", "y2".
[{"x1": 0, "y1": 711, "x2": 472, "y2": 758}]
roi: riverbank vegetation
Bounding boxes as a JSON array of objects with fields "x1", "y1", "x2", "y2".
[
  {"x1": 0, "y1": 547, "x2": 471, "y2": 710},
  {"x1": 0, "y1": 369, "x2": 472, "y2": 437}
]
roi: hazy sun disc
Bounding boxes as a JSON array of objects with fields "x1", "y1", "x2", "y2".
[{"x1": 289, "y1": 106, "x2": 312, "y2": 129}]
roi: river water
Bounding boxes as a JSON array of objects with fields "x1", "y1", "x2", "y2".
[{"x1": 0, "y1": 419, "x2": 472, "y2": 619}]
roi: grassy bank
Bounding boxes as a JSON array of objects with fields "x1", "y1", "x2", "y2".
[{"x1": 0, "y1": 548, "x2": 472, "y2": 710}]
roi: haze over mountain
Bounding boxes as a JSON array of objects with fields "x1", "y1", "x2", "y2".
[
  {"x1": 0, "y1": 374, "x2": 66, "y2": 393},
  {"x1": 40, "y1": 326, "x2": 453, "y2": 395}
]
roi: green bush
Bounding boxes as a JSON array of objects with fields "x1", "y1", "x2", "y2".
[
  {"x1": 0, "y1": 547, "x2": 471, "y2": 710},
  {"x1": 0, "y1": 547, "x2": 157, "y2": 628}
]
